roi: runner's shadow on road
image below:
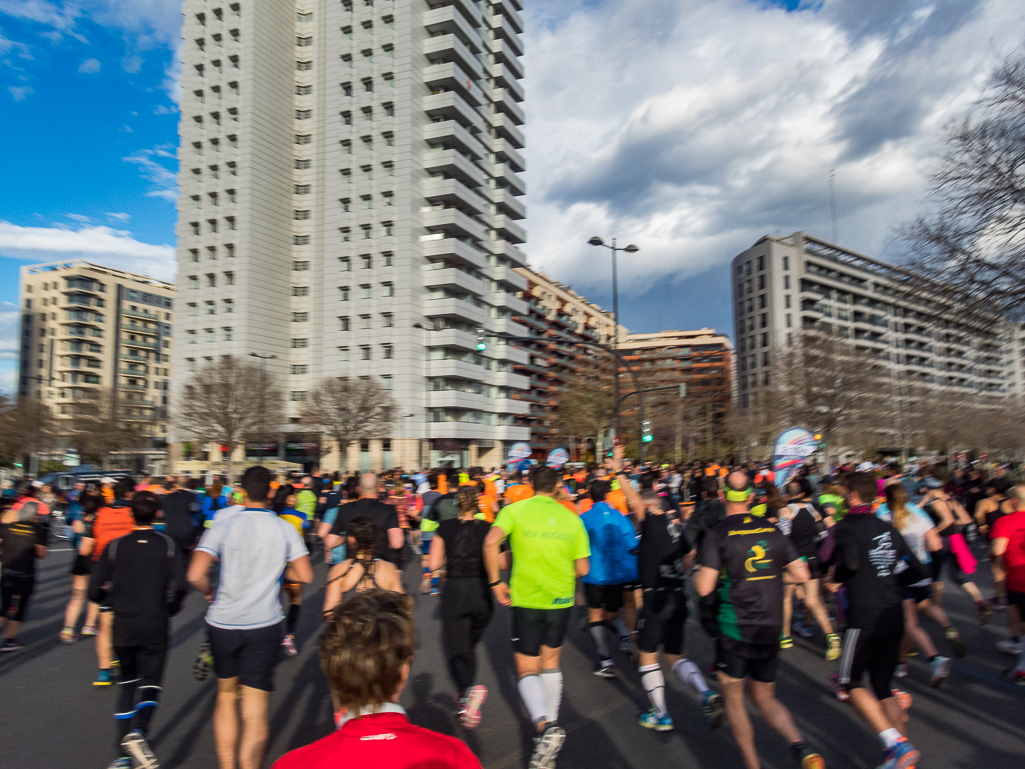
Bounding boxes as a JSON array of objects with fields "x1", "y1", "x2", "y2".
[{"x1": 149, "y1": 677, "x2": 217, "y2": 768}]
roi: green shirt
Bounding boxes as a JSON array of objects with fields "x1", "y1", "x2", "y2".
[
  {"x1": 296, "y1": 489, "x2": 318, "y2": 517},
  {"x1": 818, "y1": 493, "x2": 847, "y2": 522},
  {"x1": 493, "y1": 495, "x2": 590, "y2": 610}
]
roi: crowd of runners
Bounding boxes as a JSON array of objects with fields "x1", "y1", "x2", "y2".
[{"x1": 1, "y1": 450, "x2": 1023, "y2": 769}]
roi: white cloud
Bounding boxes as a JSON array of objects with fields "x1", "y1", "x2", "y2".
[
  {"x1": 0, "y1": 220, "x2": 175, "y2": 280},
  {"x1": 522, "y1": 0, "x2": 1025, "y2": 304},
  {"x1": 7, "y1": 84, "x2": 31, "y2": 100},
  {"x1": 77, "y1": 56, "x2": 100, "y2": 73},
  {"x1": 106, "y1": 212, "x2": 130, "y2": 222},
  {"x1": 123, "y1": 144, "x2": 178, "y2": 201},
  {"x1": 65, "y1": 213, "x2": 91, "y2": 223}
]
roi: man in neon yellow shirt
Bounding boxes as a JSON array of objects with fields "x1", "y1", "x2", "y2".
[{"x1": 485, "y1": 466, "x2": 590, "y2": 769}]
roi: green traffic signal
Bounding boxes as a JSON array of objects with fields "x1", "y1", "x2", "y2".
[
  {"x1": 642, "y1": 435, "x2": 653, "y2": 443},
  {"x1": 475, "y1": 327, "x2": 487, "y2": 351}
]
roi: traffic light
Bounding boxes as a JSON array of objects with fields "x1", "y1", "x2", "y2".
[
  {"x1": 475, "y1": 327, "x2": 487, "y2": 351},
  {"x1": 642, "y1": 420, "x2": 653, "y2": 443}
]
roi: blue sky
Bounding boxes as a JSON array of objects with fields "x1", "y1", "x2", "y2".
[{"x1": 2, "y1": 0, "x2": 1023, "y2": 391}]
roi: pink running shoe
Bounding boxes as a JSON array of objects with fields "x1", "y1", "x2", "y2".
[{"x1": 460, "y1": 685, "x2": 488, "y2": 730}]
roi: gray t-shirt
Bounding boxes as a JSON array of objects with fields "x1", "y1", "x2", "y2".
[{"x1": 197, "y1": 507, "x2": 308, "y2": 630}]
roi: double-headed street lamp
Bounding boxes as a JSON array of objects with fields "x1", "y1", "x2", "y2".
[{"x1": 588, "y1": 236, "x2": 639, "y2": 450}]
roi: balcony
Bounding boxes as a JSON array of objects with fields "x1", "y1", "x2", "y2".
[
  {"x1": 424, "y1": 6, "x2": 482, "y2": 51},
  {"x1": 423, "y1": 34, "x2": 484, "y2": 79},
  {"x1": 423, "y1": 297, "x2": 487, "y2": 325},
  {"x1": 428, "y1": 391, "x2": 492, "y2": 411},
  {"x1": 423, "y1": 177, "x2": 487, "y2": 215},
  {"x1": 490, "y1": 162, "x2": 526, "y2": 195},
  {"x1": 424, "y1": 91, "x2": 484, "y2": 133},
  {"x1": 123, "y1": 322, "x2": 158, "y2": 335},
  {"x1": 119, "y1": 368, "x2": 149, "y2": 376},
  {"x1": 423, "y1": 148, "x2": 486, "y2": 188},
  {"x1": 488, "y1": 14, "x2": 524, "y2": 56},
  {"x1": 423, "y1": 62, "x2": 484, "y2": 107},
  {"x1": 488, "y1": 62, "x2": 524, "y2": 101},
  {"x1": 427, "y1": 358, "x2": 490, "y2": 381},
  {"x1": 488, "y1": 137, "x2": 525, "y2": 173},
  {"x1": 490, "y1": 188, "x2": 526, "y2": 219},
  {"x1": 488, "y1": 265, "x2": 528, "y2": 292},
  {"x1": 491, "y1": 3, "x2": 524, "y2": 34},
  {"x1": 490, "y1": 317, "x2": 529, "y2": 337},
  {"x1": 490, "y1": 292, "x2": 528, "y2": 316},
  {"x1": 429, "y1": 0, "x2": 483, "y2": 28},
  {"x1": 123, "y1": 307, "x2": 160, "y2": 321},
  {"x1": 422, "y1": 267, "x2": 486, "y2": 296},
  {"x1": 493, "y1": 215, "x2": 527, "y2": 244},
  {"x1": 422, "y1": 237, "x2": 489, "y2": 271},
  {"x1": 487, "y1": 39, "x2": 524, "y2": 78},
  {"x1": 487, "y1": 239, "x2": 528, "y2": 267},
  {"x1": 491, "y1": 89, "x2": 526, "y2": 125},
  {"x1": 121, "y1": 338, "x2": 158, "y2": 350},
  {"x1": 422, "y1": 206, "x2": 488, "y2": 242},
  {"x1": 488, "y1": 112, "x2": 524, "y2": 149},
  {"x1": 425, "y1": 328, "x2": 483, "y2": 352},
  {"x1": 423, "y1": 119, "x2": 485, "y2": 159},
  {"x1": 118, "y1": 382, "x2": 150, "y2": 392},
  {"x1": 427, "y1": 421, "x2": 530, "y2": 442}
]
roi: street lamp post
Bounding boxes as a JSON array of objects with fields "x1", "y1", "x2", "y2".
[
  {"x1": 249, "y1": 353, "x2": 277, "y2": 461},
  {"x1": 588, "y1": 236, "x2": 641, "y2": 457}
]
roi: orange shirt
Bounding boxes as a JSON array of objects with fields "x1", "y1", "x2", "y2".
[
  {"x1": 560, "y1": 499, "x2": 578, "y2": 515},
  {"x1": 438, "y1": 476, "x2": 448, "y2": 495},
  {"x1": 578, "y1": 498, "x2": 594, "y2": 515},
  {"x1": 606, "y1": 487, "x2": 628, "y2": 515},
  {"x1": 503, "y1": 484, "x2": 534, "y2": 504},
  {"x1": 92, "y1": 503, "x2": 135, "y2": 561}
]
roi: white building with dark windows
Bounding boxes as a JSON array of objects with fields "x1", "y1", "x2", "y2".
[
  {"x1": 172, "y1": 0, "x2": 531, "y2": 470},
  {"x1": 731, "y1": 231, "x2": 1024, "y2": 415}
]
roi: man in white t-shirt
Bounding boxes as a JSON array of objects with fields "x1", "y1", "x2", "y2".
[{"x1": 188, "y1": 466, "x2": 312, "y2": 769}]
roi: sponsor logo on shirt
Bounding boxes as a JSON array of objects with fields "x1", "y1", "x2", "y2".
[
  {"x1": 360, "y1": 733, "x2": 397, "y2": 741},
  {"x1": 868, "y1": 532, "x2": 896, "y2": 576},
  {"x1": 551, "y1": 596, "x2": 574, "y2": 605},
  {"x1": 744, "y1": 541, "x2": 772, "y2": 573}
]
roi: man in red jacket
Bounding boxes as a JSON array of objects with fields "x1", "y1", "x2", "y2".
[{"x1": 272, "y1": 591, "x2": 481, "y2": 769}]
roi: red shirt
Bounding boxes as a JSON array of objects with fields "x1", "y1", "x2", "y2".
[
  {"x1": 992, "y1": 511, "x2": 1025, "y2": 593},
  {"x1": 272, "y1": 713, "x2": 480, "y2": 769}
]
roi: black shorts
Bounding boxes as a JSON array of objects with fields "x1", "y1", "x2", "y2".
[
  {"x1": 803, "y1": 555, "x2": 822, "y2": 581},
  {"x1": 1007, "y1": 590, "x2": 1025, "y2": 617},
  {"x1": 584, "y1": 583, "x2": 626, "y2": 613},
  {"x1": 715, "y1": 639, "x2": 778, "y2": 683},
  {"x1": 636, "y1": 587, "x2": 688, "y2": 656},
  {"x1": 901, "y1": 583, "x2": 932, "y2": 604},
  {"x1": 207, "y1": 620, "x2": 284, "y2": 691},
  {"x1": 931, "y1": 545, "x2": 970, "y2": 587},
  {"x1": 70, "y1": 554, "x2": 93, "y2": 576},
  {"x1": 838, "y1": 606, "x2": 904, "y2": 700},
  {"x1": 0, "y1": 573, "x2": 35, "y2": 623},
  {"x1": 511, "y1": 607, "x2": 572, "y2": 657}
]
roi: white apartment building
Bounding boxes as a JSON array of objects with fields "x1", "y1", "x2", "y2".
[
  {"x1": 173, "y1": 0, "x2": 531, "y2": 470},
  {"x1": 18, "y1": 261, "x2": 175, "y2": 456},
  {"x1": 732, "y1": 231, "x2": 1024, "y2": 414}
]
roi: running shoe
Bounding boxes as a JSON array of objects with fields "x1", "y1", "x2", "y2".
[
  {"x1": 460, "y1": 685, "x2": 487, "y2": 730},
  {"x1": 701, "y1": 691, "x2": 724, "y2": 729},
  {"x1": 894, "y1": 663, "x2": 908, "y2": 679},
  {"x1": 976, "y1": 601, "x2": 992, "y2": 626},
  {"x1": 429, "y1": 586, "x2": 439, "y2": 597},
  {"x1": 107, "y1": 758, "x2": 132, "y2": 769},
  {"x1": 780, "y1": 636, "x2": 794, "y2": 650},
  {"x1": 59, "y1": 627, "x2": 77, "y2": 644},
  {"x1": 282, "y1": 635, "x2": 298, "y2": 657},
  {"x1": 111, "y1": 657, "x2": 120, "y2": 671},
  {"x1": 122, "y1": 730, "x2": 159, "y2": 769},
  {"x1": 996, "y1": 638, "x2": 1023, "y2": 655},
  {"x1": 94, "y1": 669, "x2": 113, "y2": 686},
  {"x1": 0, "y1": 639, "x2": 24, "y2": 653},
  {"x1": 193, "y1": 641, "x2": 214, "y2": 682},
  {"x1": 828, "y1": 673, "x2": 849, "y2": 703},
  {"x1": 929, "y1": 655, "x2": 951, "y2": 688},
  {"x1": 793, "y1": 621, "x2": 815, "y2": 639},
  {"x1": 825, "y1": 633, "x2": 842, "y2": 662},
  {"x1": 944, "y1": 626, "x2": 967, "y2": 658},
  {"x1": 877, "y1": 737, "x2": 920, "y2": 769},
  {"x1": 890, "y1": 689, "x2": 913, "y2": 711},
  {"x1": 81, "y1": 624, "x2": 98, "y2": 637},
  {"x1": 420, "y1": 573, "x2": 432, "y2": 594},
  {"x1": 529, "y1": 724, "x2": 566, "y2": 769},
  {"x1": 791, "y1": 742, "x2": 825, "y2": 769},
  {"x1": 638, "y1": 709, "x2": 674, "y2": 732},
  {"x1": 593, "y1": 660, "x2": 616, "y2": 679},
  {"x1": 1003, "y1": 668, "x2": 1025, "y2": 686}
]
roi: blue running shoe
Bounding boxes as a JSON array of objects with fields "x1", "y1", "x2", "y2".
[
  {"x1": 638, "y1": 709, "x2": 673, "y2": 732},
  {"x1": 877, "y1": 738, "x2": 921, "y2": 769},
  {"x1": 701, "y1": 691, "x2": 725, "y2": 729}
]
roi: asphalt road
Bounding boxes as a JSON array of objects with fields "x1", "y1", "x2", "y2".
[{"x1": 1, "y1": 544, "x2": 1024, "y2": 769}]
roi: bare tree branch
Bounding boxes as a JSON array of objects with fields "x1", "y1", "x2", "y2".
[{"x1": 301, "y1": 377, "x2": 396, "y2": 471}]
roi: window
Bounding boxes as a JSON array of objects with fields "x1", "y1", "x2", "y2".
[
  {"x1": 383, "y1": 131, "x2": 394, "y2": 146},
  {"x1": 291, "y1": 391, "x2": 308, "y2": 401},
  {"x1": 759, "y1": 313, "x2": 767, "y2": 329},
  {"x1": 294, "y1": 184, "x2": 311, "y2": 194},
  {"x1": 383, "y1": 191, "x2": 394, "y2": 206},
  {"x1": 339, "y1": 286, "x2": 350, "y2": 300},
  {"x1": 340, "y1": 227, "x2": 351, "y2": 241},
  {"x1": 362, "y1": 165, "x2": 373, "y2": 180},
  {"x1": 293, "y1": 235, "x2": 311, "y2": 245},
  {"x1": 293, "y1": 261, "x2": 310, "y2": 271},
  {"x1": 187, "y1": 302, "x2": 198, "y2": 316},
  {"x1": 225, "y1": 243, "x2": 235, "y2": 258},
  {"x1": 295, "y1": 109, "x2": 312, "y2": 119},
  {"x1": 204, "y1": 328, "x2": 215, "y2": 342},
  {"x1": 223, "y1": 327, "x2": 234, "y2": 341},
  {"x1": 382, "y1": 251, "x2": 394, "y2": 266},
  {"x1": 339, "y1": 347, "x2": 350, "y2": 362},
  {"x1": 225, "y1": 271, "x2": 235, "y2": 285},
  {"x1": 187, "y1": 358, "x2": 196, "y2": 372},
  {"x1": 360, "y1": 346, "x2": 371, "y2": 361},
  {"x1": 295, "y1": 133, "x2": 312, "y2": 144},
  {"x1": 188, "y1": 330, "x2": 197, "y2": 344},
  {"x1": 383, "y1": 161, "x2": 394, "y2": 176},
  {"x1": 227, "y1": 161, "x2": 237, "y2": 176},
  {"x1": 783, "y1": 256, "x2": 790, "y2": 270},
  {"x1": 296, "y1": 60, "x2": 312, "y2": 71},
  {"x1": 758, "y1": 294, "x2": 766, "y2": 309},
  {"x1": 205, "y1": 300, "x2": 216, "y2": 315},
  {"x1": 362, "y1": 195, "x2": 373, "y2": 209},
  {"x1": 226, "y1": 216, "x2": 236, "y2": 230},
  {"x1": 361, "y1": 254, "x2": 372, "y2": 269},
  {"x1": 292, "y1": 312, "x2": 309, "y2": 322},
  {"x1": 381, "y1": 282, "x2": 394, "y2": 297},
  {"x1": 382, "y1": 313, "x2": 393, "y2": 328},
  {"x1": 223, "y1": 299, "x2": 234, "y2": 313},
  {"x1": 383, "y1": 44, "x2": 394, "y2": 58},
  {"x1": 342, "y1": 111, "x2": 352, "y2": 125},
  {"x1": 359, "y1": 315, "x2": 371, "y2": 330},
  {"x1": 786, "y1": 314, "x2": 792, "y2": 328},
  {"x1": 758, "y1": 255, "x2": 765, "y2": 271},
  {"x1": 381, "y1": 375, "x2": 392, "y2": 390},
  {"x1": 361, "y1": 224, "x2": 373, "y2": 239},
  {"x1": 339, "y1": 316, "x2": 350, "y2": 331},
  {"x1": 783, "y1": 275, "x2": 790, "y2": 290},
  {"x1": 189, "y1": 248, "x2": 199, "y2": 262},
  {"x1": 361, "y1": 135, "x2": 373, "y2": 150},
  {"x1": 296, "y1": 36, "x2": 313, "y2": 47},
  {"x1": 785, "y1": 294, "x2": 791, "y2": 309},
  {"x1": 341, "y1": 169, "x2": 352, "y2": 183},
  {"x1": 383, "y1": 72, "x2": 394, "y2": 88},
  {"x1": 294, "y1": 209, "x2": 311, "y2": 220},
  {"x1": 292, "y1": 286, "x2": 309, "y2": 297},
  {"x1": 383, "y1": 14, "x2": 395, "y2": 28},
  {"x1": 362, "y1": 20, "x2": 373, "y2": 33},
  {"x1": 758, "y1": 274, "x2": 765, "y2": 290},
  {"x1": 383, "y1": 102, "x2": 394, "y2": 117},
  {"x1": 297, "y1": 11, "x2": 313, "y2": 22},
  {"x1": 382, "y1": 221, "x2": 394, "y2": 236},
  {"x1": 340, "y1": 257, "x2": 351, "y2": 272},
  {"x1": 362, "y1": 49, "x2": 373, "y2": 62},
  {"x1": 382, "y1": 344, "x2": 393, "y2": 359},
  {"x1": 292, "y1": 364, "x2": 308, "y2": 374},
  {"x1": 291, "y1": 338, "x2": 309, "y2": 349},
  {"x1": 188, "y1": 275, "x2": 199, "y2": 289},
  {"x1": 341, "y1": 54, "x2": 352, "y2": 68},
  {"x1": 360, "y1": 284, "x2": 371, "y2": 299},
  {"x1": 341, "y1": 139, "x2": 352, "y2": 154},
  {"x1": 206, "y1": 273, "x2": 217, "y2": 287},
  {"x1": 362, "y1": 107, "x2": 373, "y2": 121}
]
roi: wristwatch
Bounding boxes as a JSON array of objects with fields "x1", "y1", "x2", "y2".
[{"x1": 489, "y1": 579, "x2": 502, "y2": 588}]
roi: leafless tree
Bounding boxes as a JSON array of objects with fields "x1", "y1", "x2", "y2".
[
  {"x1": 301, "y1": 377, "x2": 396, "y2": 472},
  {"x1": 556, "y1": 371, "x2": 616, "y2": 462},
  {"x1": 899, "y1": 50, "x2": 1025, "y2": 322},
  {"x1": 62, "y1": 388, "x2": 147, "y2": 468},
  {"x1": 0, "y1": 394, "x2": 53, "y2": 468},
  {"x1": 175, "y1": 356, "x2": 284, "y2": 478}
]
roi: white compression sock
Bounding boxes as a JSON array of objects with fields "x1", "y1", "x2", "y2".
[
  {"x1": 639, "y1": 664, "x2": 668, "y2": 717},
  {"x1": 517, "y1": 675, "x2": 548, "y2": 726},
  {"x1": 879, "y1": 728, "x2": 902, "y2": 749},
  {"x1": 540, "y1": 669, "x2": 563, "y2": 724},
  {"x1": 672, "y1": 658, "x2": 711, "y2": 695}
]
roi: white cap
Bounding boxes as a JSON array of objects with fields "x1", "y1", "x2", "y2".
[
  {"x1": 31, "y1": 480, "x2": 43, "y2": 488},
  {"x1": 101, "y1": 476, "x2": 115, "y2": 484}
]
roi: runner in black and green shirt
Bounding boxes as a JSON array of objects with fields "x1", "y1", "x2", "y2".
[{"x1": 695, "y1": 471, "x2": 825, "y2": 769}]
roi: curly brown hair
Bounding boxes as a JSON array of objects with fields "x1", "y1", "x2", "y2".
[{"x1": 320, "y1": 590, "x2": 415, "y2": 712}]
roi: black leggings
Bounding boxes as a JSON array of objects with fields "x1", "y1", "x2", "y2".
[
  {"x1": 441, "y1": 578, "x2": 493, "y2": 695},
  {"x1": 115, "y1": 642, "x2": 168, "y2": 755},
  {"x1": 0, "y1": 574, "x2": 35, "y2": 623}
]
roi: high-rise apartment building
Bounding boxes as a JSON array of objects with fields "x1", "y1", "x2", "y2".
[
  {"x1": 732, "y1": 231, "x2": 1024, "y2": 420},
  {"x1": 173, "y1": 0, "x2": 530, "y2": 470},
  {"x1": 18, "y1": 261, "x2": 175, "y2": 458}
]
